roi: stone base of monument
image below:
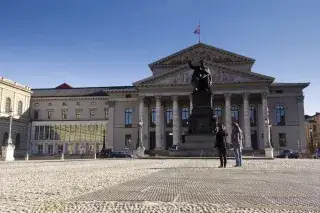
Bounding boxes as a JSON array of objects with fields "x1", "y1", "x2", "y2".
[
  {"x1": 1, "y1": 144, "x2": 15, "y2": 161},
  {"x1": 170, "y1": 134, "x2": 216, "y2": 157},
  {"x1": 264, "y1": 147, "x2": 274, "y2": 158}
]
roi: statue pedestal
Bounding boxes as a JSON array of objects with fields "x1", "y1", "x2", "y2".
[
  {"x1": 136, "y1": 146, "x2": 145, "y2": 157},
  {"x1": 264, "y1": 147, "x2": 274, "y2": 158},
  {"x1": 2, "y1": 144, "x2": 15, "y2": 161}
]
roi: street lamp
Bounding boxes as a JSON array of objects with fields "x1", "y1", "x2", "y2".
[
  {"x1": 136, "y1": 118, "x2": 145, "y2": 157},
  {"x1": 100, "y1": 129, "x2": 107, "y2": 157},
  {"x1": 264, "y1": 119, "x2": 272, "y2": 148},
  {"x1": 1, "y1": 108, "x2": 15, "y2": 161}
]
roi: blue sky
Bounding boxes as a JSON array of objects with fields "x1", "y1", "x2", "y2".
[{"x1": 0, "y1": 0, "x2": 319, "y2": 115}]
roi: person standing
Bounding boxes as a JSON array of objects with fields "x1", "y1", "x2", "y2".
[
  {"x1": 215, "y1": 123, "x2": 228, "y2": 168},
  {"x1": 231, "y1": 122, "x2": 244, "y2": 167}
]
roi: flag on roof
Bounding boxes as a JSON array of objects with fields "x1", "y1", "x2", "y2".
[{"x1": 193, "y1": 25, "x2": 200, "y2": 35}]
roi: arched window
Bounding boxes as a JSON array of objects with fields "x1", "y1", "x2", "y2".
[
  {"x1": 17, "y1": 101, "x2": 23, "y2": 116},
  {"x1": 150, "y1": 108, "x2": 156, "y2": 127},
  {"x1": 15, "y1": 134, "x2": 20, "y2": 149},
  {"x1": 165, "y1": 108, "x2": 173, "y2": 126},
  {"x1": 181, "y1": 107, "x2": 189, "y2": 126},
  {"x1": 125, "y1": 108, "x2": 133, "y2": 127},
  {"x1": 2, "y1": 132, "x2": 8, "y2": 146},
  {"x1": 276, "y1": 105, "x2": 286, "y2": 126},
  {"x1": 214, "y1": 106, "x2": 223, "y2": 122},
  {"x1": 231, "y1": 105, "x2": 240, "y2": 123},
  {"x1": 5, "y1": 98, "x2": 11, "y2": 113},
  {"x1": 249, "y1": 105, "x2": 256, "y2": 126}
]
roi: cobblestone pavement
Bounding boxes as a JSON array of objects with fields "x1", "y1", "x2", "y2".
[{"x1": 1, "y1": 159, "x2": 320, "y2": 213}]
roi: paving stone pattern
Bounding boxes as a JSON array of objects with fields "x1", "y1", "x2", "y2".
[{"x1": 73, "y1": 167, "x2": 320, "y2": 211}]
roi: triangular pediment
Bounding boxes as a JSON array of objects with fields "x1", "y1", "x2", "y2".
[
  {"x1": 134, "y1": 61, "x2": 274, "y2": 86},
  {"x1": 148, "y1": 43, "x2": 255, "y2": 70}
]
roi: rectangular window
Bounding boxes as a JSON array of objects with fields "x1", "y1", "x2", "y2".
[
  {"x1": 45, "y1": 125, "x2": 50, "y2": 140},
  {"x1": 58, "y1": 144, "x2": 63, "y2": 153},
  {"x1": 62, "y1": 110, "x2": 67, "y2": 120},
  {"x1": 37, "y1": 144, "x2": 43, "y2": 154},
  {"x1": 76, "y1": 110, "x2": 82, "y2": 120},
  {"x1": 48, "y1": 111, "x2": 53, "y2": 119},
  {"x1": 279, "y1": 133, "x2": 286, "y2": 147},
  {"x1": 34, "y1": 126, "x2": 40, "y2": 140},
  {"x1": 125, "y1": 134, "x2": 132, "y2": 147},
  {"x1": 48, "y1": 144, "x2": 53, "y2": 154},
  {"x1": 90, "y1": 109, "x2": 96, "y2": 118},
  {"x1": 39, "y1": 126, "x2": 44, "y2": 140},
  {"x1": 34, "y1": 110, "x2": 39, "y2": 120}
]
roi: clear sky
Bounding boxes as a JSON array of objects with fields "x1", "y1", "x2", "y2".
[{"x1": 0, "y1": 0, "x2": 319, "y2": 115}]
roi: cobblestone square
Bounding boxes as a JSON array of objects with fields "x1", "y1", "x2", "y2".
[{"x1": 0, "y1": 159, "x2": 319, "y2": 213}]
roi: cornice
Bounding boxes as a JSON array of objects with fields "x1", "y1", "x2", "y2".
[
  {"x1": 31, "y1": 96, "x2": 112, "y2": 101},
  {"x1": 0, "y1": 77, "x2": 32, "y2": 93}
]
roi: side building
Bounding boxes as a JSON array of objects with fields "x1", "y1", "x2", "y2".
[
  {"x1": 0, "y1": 77, "x2": 32, "y2": 157},
  {"x1": 28, "y1": 43, "x2": 310, "y2": 155}
]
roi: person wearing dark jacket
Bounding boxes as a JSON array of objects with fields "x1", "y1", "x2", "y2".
[{"x1": 215, "y1": 123, "x2": 228, "y2": 168}]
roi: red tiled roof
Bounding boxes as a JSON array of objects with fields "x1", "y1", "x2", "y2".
[{"x1": 55, "y1": 83, "x2": 73, "y2": 89}]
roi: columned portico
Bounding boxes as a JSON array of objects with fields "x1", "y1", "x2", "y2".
[
  {"x1": 172, "y1": 96, "x2": 180, "y2": 145},
  {"x1": 224, "y1": 93, "x2": 232, "y2": 143},
  {"x1": 242, "y1": 92, "x2": 251, "y2": 149},
  {"x1": 155, "y1": 96, "x2": 162, "y2": 149}
]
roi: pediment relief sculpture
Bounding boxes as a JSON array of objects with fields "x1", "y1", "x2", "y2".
[
  {"x1": 161, "y1": 47, "x2": 239, "y2": 66},
  {"x1": 153, "y1": 67, "x2": 257, "y2": 85}
]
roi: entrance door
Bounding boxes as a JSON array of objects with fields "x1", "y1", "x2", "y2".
[
  {"x1": 166, "y1": 131, "x2": 173, "y2": 150},
  {"x1": 251, "y1": 130, "x2": 258, "y2": 150},
  {"x1": 149, "y1": 131, "x2": 156, "y2": 150}
]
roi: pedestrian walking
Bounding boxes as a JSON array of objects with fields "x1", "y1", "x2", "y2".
[{"x1": 231, "y1": 122, "x2": 244, "y2": 167}]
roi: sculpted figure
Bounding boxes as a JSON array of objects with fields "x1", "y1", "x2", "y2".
[{"x1": 188, "y1": 60, "x2": 212, "y2": 93}]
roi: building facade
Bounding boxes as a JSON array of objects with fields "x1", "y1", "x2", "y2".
[
  {"x1": 0, "y1": 77, "x2": 32, "y2": 157},
  {"x1": 305, "y1": 113, "x2": 320, "y2": 153},
  {"x1": 2, "y1": 43, "x2": 311, "y2": 156}
]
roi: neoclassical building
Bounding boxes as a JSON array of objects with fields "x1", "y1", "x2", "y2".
[
  {"x1": 1, "y1": 43, "x2": 310, "y2": 156},
  {"x1": 0, "y1": 77, "x2": 32, "y2": 157}
]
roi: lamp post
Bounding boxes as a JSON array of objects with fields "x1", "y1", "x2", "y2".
[
  {"x1": 309, "y1": 128, "x2": 314, "y2": 155},
  {"x1": 1, "y1": 108, "x2": 15, "y2": 161},
  {"x1": 264, "y1": 118, "x2": 274, "y2": 158},
  {"x1": 100, "y1": 129, "x2": 106, "y2": 157},
  {"x1": 136, "y1": 118, "x2": 145, "y2": 157}
]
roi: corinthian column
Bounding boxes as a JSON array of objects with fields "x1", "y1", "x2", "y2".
[
  {"x1": 155, "y1": 96, "x2": 162, "y2": 149},
  {"x1": 172, "y1": 96, "x2": 180, "y2": 145},
  {"x1": 242, "y1": 92, "x2": 251, "y2": 149},
  {"x1": 139, "y1": 96, "x2": 145, "y2": 146},
  {"x1": 224, "y1": 93, "x2": 232, "y2": 144}
]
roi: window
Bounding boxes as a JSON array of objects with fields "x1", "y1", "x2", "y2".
[
  {"x1": 48, "y1": 102, "x2": 52, "y2": 106},
  {"x1": 33, "y1": 102, "x2": 39, "y2": 106},
  {"x1": 45, "y1": 125, "x2": 50, "y2": 140},
  {"x1": 214, "y1": 106, "x2": 223, "y2": 122},
  {"x1": 62, "y1": 102, "x2": 67, "y2": 106},
  {"x1": 181, "y1": 107, "x2": 189, "y2": 126},
  {"x1": 48, "y1": 111, "x2": 53, "y2": 119},
  {"x1": 34, "y1": 126, "x2": 39, "y2": 140},
  {"x1": 62, "y1": 110, "x2": 67, "y2": 120},
  {"x1": 39, "y1": 126, "x2": 44, "y2": 140},
  {"x1": 58, "y1": 144, "x2": 63, "y2": 153},
  {"x1": 34, "y1": 110, "x2": 39, "y2": 120},
  {"x1": 76, "y1": 102, "x2": 80, "y2": 106},
  {"x1": 125, "y1": 108, "x2": 133, "y2": 127},
  {"x1": 17, "y1": 101, "x2": 23, "y2": 116},
  {"x1": 48, "y1": 144, "x2": 53, "y2": 154},
  {"x1": 231, "y1": 105, "x2": 240, "y2": 123},
  {"x1": 279, "y1": 133, "x2": 286, "y2": 147},
  {"x1": 15, "y1": 134, "x2": 20, "y2": 149},
  {"x1": 249, "y1": 105, "x2": 256, "y2": 126},
  {"x1": 150, "y1": 108, "x2": 156, "y2": 127},
  {"x1": 76, "y1": 110, "x2": 82, "y2": 119},
  {"x1": 37, "y1": 144, "x2": 43, "y2": 154},
  {"x1": 90, "y1": 101, "x2": 96, "y2": 105},
  {"x1": 276, "y1": 105, "x2": 285, "y2": 126},
  {"x1": 90, "y1": 109, "x2": 96, "y2": 118},
  {"x1": 2, "y1": 132, "x2": 8, "y2": 146},
  {"x1": 126, "y1": 94, "x2": 132, "y2": 98},
  {"x1": 5, "y1": 97, "x2": 11, "y2": 113},
  {"x1": 166, "y1": 108, "x2": 173, "y2": 127},
  {"x1": 125, "y1": 134, "x2": 132, "y2": 147}
]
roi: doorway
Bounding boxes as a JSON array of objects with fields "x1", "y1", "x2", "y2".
[
  {"x1": 149, "y1": 131, "x2": 156, "y2": 150},
  {"x1": 166, "y1": 131, "x2": 173, "y2": 149},
  {"x1": 251, "y1": 130, "x2": 258, "y2": 150}
]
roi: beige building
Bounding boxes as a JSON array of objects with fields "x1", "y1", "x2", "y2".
[
  {"x1": 3, "y1": 43, "x2": 311, "y2": 156},
  {"x1": 0, "y1": 77, "x2": 32, "y2": 157}
]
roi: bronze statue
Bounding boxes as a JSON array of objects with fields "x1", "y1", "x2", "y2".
[{"x1": 188, "y1": 60, "x2": 212, "y2": 93}]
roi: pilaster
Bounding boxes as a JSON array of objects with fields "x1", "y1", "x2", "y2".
[
  {"x1": 172, "y1": 96, "x2": 180, "y2": 145},
  {"x1": 155, "y1": 96, "x2": 162, "y2": 149},
  {"x1": 296, "y1": 95, "x2": 306, "y2": 151}
]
